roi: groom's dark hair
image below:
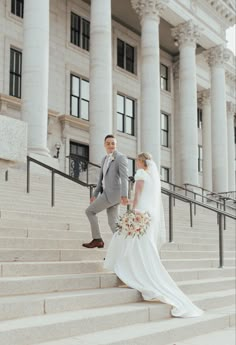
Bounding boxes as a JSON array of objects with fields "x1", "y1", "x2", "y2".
[{"x1": 104, "y1": 134, "x2": 116, "y2": 142}]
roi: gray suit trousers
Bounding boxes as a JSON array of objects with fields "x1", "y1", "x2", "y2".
[{"x1": 85, "y1": 193, "x2": 120, "y2": 239}]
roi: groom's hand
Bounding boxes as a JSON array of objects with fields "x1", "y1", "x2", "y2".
[
  {"x1": 90, "y1": 196, "x2": 96, "y2": 203},
  {"x1": 120, "y1": 197, "x2": 128, "y2": 206}
]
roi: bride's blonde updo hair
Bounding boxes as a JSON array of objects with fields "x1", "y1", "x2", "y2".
[{"x1": 137, "y1": 152, "x2": 152, "y2": 167}]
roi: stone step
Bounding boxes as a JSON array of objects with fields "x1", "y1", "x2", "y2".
[
  {"x1": 0, "y1": 248, "x2": 235, "y2": 262},
  {"x1": 0, "y1": 302, "x2": 170, "y2": 345},
  {"x1": 0, "y1": 304, "x2": 234, "y2": 345},
  {"x1": 1, "y1": 257, "x2": 235, "y2": 279},
  {"x1": 33, "y1": 306, "x2": 234, "y2": 345},
  {"x1": 1, "y1": 236, "x2": 234, "y2": 252},
  {"x1": 0, "y1": 272, "x2": 120, "y2": 297},
  {"x1": 0, "y1": 285, "x2": 234, "y2": 322},
  {"x1": 0, "y1": 287, "x2": 142, "y2": 321},
  {"x1": 0, "y1": 266, "x2": 234, "y2": 296}
]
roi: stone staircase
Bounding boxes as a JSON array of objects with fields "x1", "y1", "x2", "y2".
[{"x1": 0, "y1": 167, "x2": 235, "y2": 345}]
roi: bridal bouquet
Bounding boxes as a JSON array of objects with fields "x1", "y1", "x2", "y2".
[{"x1": 116, "y1": 210, "x2": 151, "y2": 238}]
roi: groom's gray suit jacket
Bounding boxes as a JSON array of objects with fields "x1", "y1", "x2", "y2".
[{"x1": 93, "y1": 150, "x2": 128, "y2": 204}]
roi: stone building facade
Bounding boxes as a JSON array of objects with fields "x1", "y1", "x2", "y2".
[{"x1": 0, "y1": 0, "x2": 235, "y2": 193}]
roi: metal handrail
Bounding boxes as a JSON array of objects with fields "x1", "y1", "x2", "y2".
[
  {"x1": 26, "y1": 156, "x2": 96, "y2": 206},
  {"x1": 25, "y1": 155, "x2": 236, "y2": 268}
]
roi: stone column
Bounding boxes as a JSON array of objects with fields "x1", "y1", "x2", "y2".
[
  {"x1": 198, "y1": 89, "x2": 212, "y2": 191},
  {"x1": 21, "y1": 0, "x2": 50, "y2": 156},
  {"x1": 227, "y1": 102, "x2": 235, "y2": 192},
  {"x1": 204, "y1": 46, "x2": 230, "y2": 192},
  {"x1": 89, "y1": 0, "x2": 112, "y2": 163},
  {"x1": 131, "y1": 0, "x2": 169, "y2": 168},
  {"x1": 173, "y1": 61, "x2": 181, "y2": 186},
  {"x1": 171, "y1": 21, "x2": 200, "y2": 187}
]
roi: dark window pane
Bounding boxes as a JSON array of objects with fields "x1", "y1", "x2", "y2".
[
  {"x1": 128, "y1": 158, "x2": 135, "y2": 177},
  {"x1": 9, "y1": 48, "x2": 22, "y2": 98},
  {"x1": 117, "y1": 39, "x2": 125, "y2": 68},
  {"x1": 126, "y1": 44, "x2": 134, "y2": 73},
  {"x1": 82, "y1": 19, "x2": 90, "y2": 51},
  {"x1": 11, "y1": 0, "x2": 24, "y2": 18},
  {"x1": 71, "y1": 13, "x2": 81, "y2": 47}
]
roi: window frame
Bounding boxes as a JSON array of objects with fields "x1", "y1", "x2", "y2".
[
  {"x1": 197, "y1": 107, "x2": 203, "y2": 129},
  {"x1": 198, "y1": 145, "x2": 203, "y2": 173},
  {"x1": 70, "y1": 74, "x2": 90, "y2": 120},
  {"x1": 160, "y1": 63, "x2": 169, "y2": 91},
  {"x1": 161, "y1": 166, "x2": 170, "y2": 183},
  {"x1": 11, "y1": 0, "x2": 24, "y2": 18},
  {"x1": 70, "y1": 12, "x2": 90, "y2": 51},
  {"x1": 117, "y1": 93, "x2": 136, "y2": 136},
  {"x1": 117, "y1": 38, "x2": 136, "y2": 74},
  {"x1": 9, "y1": 48, "x2": 22, "y2": 99},
  {"x1": 161, "y1": 113, "x2": 169, "y2": 148}
]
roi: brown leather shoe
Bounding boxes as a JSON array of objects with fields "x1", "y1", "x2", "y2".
[{"x1": 82, "y1": 239, "x2": 104, "y2": 249}]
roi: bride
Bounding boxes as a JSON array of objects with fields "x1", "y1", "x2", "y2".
[{"x1": 104, "y1": 152, "x2": 203, "y2": 318}]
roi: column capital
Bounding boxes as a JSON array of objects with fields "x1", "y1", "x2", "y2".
[
  {"x1": 171, "y1": 20, "x2": 200, "y2": 48},
  {"x1": 226, "y1": 101, "x2": 235, "y2": 117},
  {"x1": 198, "y1": 89, "x2": 211, "y2": 106},
  {"x1": 204, "y1": 45, "x2": 231, "y2": 67},
  {"x1": 131, "y1": 0, "x2": 169, "y2": 21}
]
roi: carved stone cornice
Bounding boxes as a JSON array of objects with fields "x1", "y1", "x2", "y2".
[
  {"x1": 130, "y1": 0, "x2": 169, "y2": 21},
  {"x1": 204, "y1": 45, "x2": 231, "y2": 67},
  {"x1": 59, "y1": 114, "x2": 89, "y2": 134},
  {"x1": 198, "y1": 89, "x2": 211, "y2": 106},
  {"x1": 171, "y1": 21, "x2": 201, "y2": 48}
]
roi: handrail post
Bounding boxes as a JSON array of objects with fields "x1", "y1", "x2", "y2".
[
  {"x1": 169, "y1": 194, "x2": 173, "y2": 242},
  {"x1": 5, "y1": 170, "x2": 8, "y2": 181},
  {"x1": 51, "y1": 170, "x2": 55, "y2": 207},
  {"x1": 173, "y1": 185, "x2": 175, "y2": 206},
  {"x1": 218, "y1": 213, "x2": 224, "y2": 268},
  {"x1": 27, "y1": 157, "x2": 30, "y2": 193},
  {"x1": 86, "y1": 163, "x2": 89, "y2": 185},
  {"x1": 223, "y1": 199, "x2": 226, "y2": 230},
  {"x1": 190, "y1": 202, "x2": 193, "y2": 227},
  {"x1": 194, "y1": 193, "x2": 197, "y2": 216}
]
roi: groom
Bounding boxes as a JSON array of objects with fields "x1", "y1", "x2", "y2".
[{"x1": 83, "y1": 134, "x2": 129, "y2": 249}]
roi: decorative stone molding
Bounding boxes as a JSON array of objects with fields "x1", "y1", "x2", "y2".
[
  {"x1": 0, "y1": 94, "x2": 21, "y2": 114},
  {"x1": 130, "y1": 0, "x2": 169, "y2": 20},
  {"x1": 198, "y1": 89, "x2": 211, "y2": 106},
  {"x1": 171, "y1": 21, "x2": 201, "y2": 48},
  {"x1": 205, "y1": 0, "x2": 236, "y2": 26},
  {"x1": 173, "y1": 61, "x2": 179, "y2": 80},
  {"x1": 204, "y1": 45, "x2": 231, "y2": 67},
  {"x1": 59, "y1": 115, "x2": 89, "y2": 133},
  {"x1": 226, "y1": 101, "x2": 235, "y2": 116}
]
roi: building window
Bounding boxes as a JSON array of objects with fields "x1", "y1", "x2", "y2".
[
  {"x1": 161, "y1": 113, "x2": 169, "y2": 147},
  {"x1": 11, "y1": 0, "x2": 24, "y2": 18},
  {"x1": 128, "y1": 158, "x2": 135, "y2": 177},
  {"x1": 160, "y1": 63, "x2": 169, "y2": 91},
  {"x1": 198, "y1": 145, "x2": 203, "y2": 172},
  {"x1": 197, "y1": 108, "x2": 203, "y2": 129},
  {"x1": 69, "y1": 142, "x2": 89, "y2": 179},
  {"x1": 9, "y1": 48, "x2": 22, "y2": 98},
  {"x1": 117, "y1": 39, "x2": 135, "y2": 74},
  {"x1": 161, "y1": 166, "x2": 170, "y2": 183},
  {"x1": 71, "y1": 12, "x2": 90, "y2": 51},
  {"x1": 117, "y1": 94, "x2": 135, "y2": 136},
  {"x1": 70, "y1": 74, "x2": 89, "y2": 120}
]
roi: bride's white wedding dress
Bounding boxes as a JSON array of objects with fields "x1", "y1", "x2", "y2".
[{"x1": 104, "y1": 161, "x2": 203, "y2": 318}]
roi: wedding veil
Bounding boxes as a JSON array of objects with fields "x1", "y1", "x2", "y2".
[{"x1": 146, "y1": 160, "x2": 167, "y2": 249}]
